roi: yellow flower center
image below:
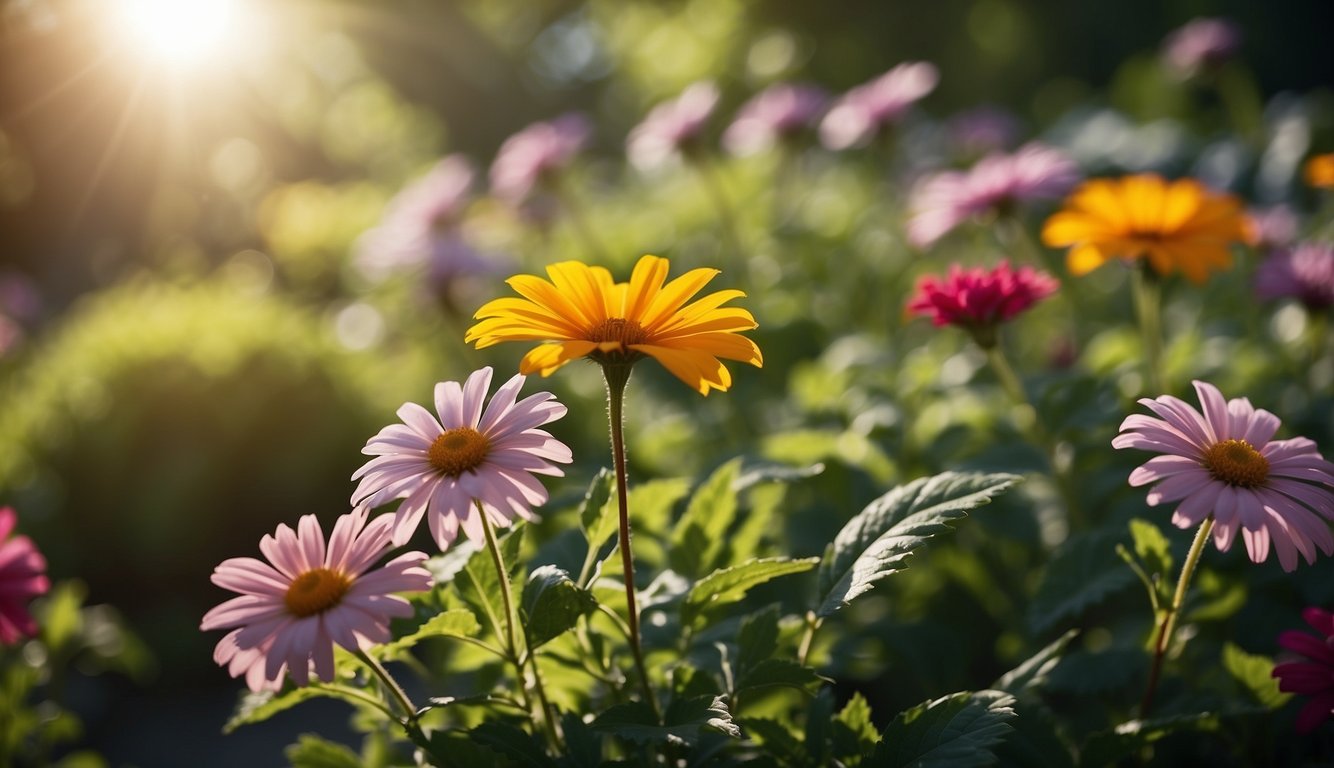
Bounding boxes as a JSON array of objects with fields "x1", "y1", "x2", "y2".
[
  {"x1": 284, "y1": 567, "x2": 352, "y2": 617},
  {"x1": 1201, "y1": 439, "x2": 1269, "y2": 488},
  {"x1": 589, "y1": 318, "x2": 648, "y2": 363},
  {"x1": 428, "y1": 427, "x2": 490, "y2": 476}
]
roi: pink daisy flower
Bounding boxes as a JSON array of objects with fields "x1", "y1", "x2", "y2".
[
  {"x1": 722, "y1": 83, "x2": 828, "y2": 156},
  {"x1": 819, "y1": 61, "x2": 939, "y2": 151},
  {"x1": 627, "y1": 81, "x2": 721, "y2": 170},
  {"x1": 907, "y1": 143, "x2": 1081, "y2": 248},
  {"x1": 0, "y1": 507, "x2": 49, "y2": 644},
  {"x1": 1255, "y1": 241, "x2": 1334, "y2": 310},
  {"x1": 200, "y1": 509, "x2": 432, "y2": 692},
  {"x1": 489, "y1": 113, "x2": 592, "y2": 205},
  {"x1": 1272, "y1": 606, "x2": 1334, "y2": 733},
  {"x1": 1162, "y1": 17, "x2": 1242, "y2": 79},
  {"x1": 906, "y1": 260, "x2": 1059, "y2": 344},
  {"x1": 351, "y1": 366, "x2": 573, "y2": 549},
  {"x1": 1114, "y1": 380, "x2": 1334, "y2": 572}
]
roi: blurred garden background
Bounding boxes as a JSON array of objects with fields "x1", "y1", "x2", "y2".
[{"x1": 1, "y1": 0, "x2": 1333, "y2": 765}]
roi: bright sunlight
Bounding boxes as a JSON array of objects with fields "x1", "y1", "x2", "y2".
[{"x1": 110, "y1": 0, "x2": 243, "y2": 65}]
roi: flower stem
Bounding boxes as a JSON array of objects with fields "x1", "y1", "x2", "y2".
[
  {"x1": 354, "y1": 649, "x2": 428, "y2": 745},
  {"x1": 1139, "y1": 517, "x2": 1214, "y2": 719},
  {"x1": 601, "y1": 363, "x2": 659, "y2": 717},
  {"x1": 1131, "y1": 265, "x2": 1167, "y2": 394},
  {"x1": 477, "y1": 501, "x2": 562, "y2": 750},
  {"x1": 796, "y1": 611, "x2": 822, "y2": 667}
]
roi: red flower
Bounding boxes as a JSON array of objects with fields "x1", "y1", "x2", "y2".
[
  {"x1": 1273, "y1": 607, "x2": 1334, "y2": 733},
  {"x1": 906, "y1": 261, "x2": 1058, "y2": 344}
]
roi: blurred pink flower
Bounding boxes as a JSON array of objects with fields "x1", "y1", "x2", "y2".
[
  {"x1": 722, "y1": 83, "x2": 828, "y2": 156},
  {"x1": 906, "y1": 260, "x2": 1058, "y2": 338},
  {"x1": 907, "y1": 143, "x2": 1081, "y2": 248},
  {"x1": 489, "y1": 113, "x2": 592, "y2": 204},
  {"x1": 352, "y1": 367, "x2": 572, "y2": 550},
  {"x1": 1246, "y1": 205, "x2": 1300, "y2": 251},
  {"x1": 200, "y1": 509, "x2": 431, "y2": 692},
  {"x1": 356, "y1": 156, "x2": 505, "y2": 286},
  {"x1": 627, "y1": 81, "x2": 721, "y2": 170},
  {"x1": 1162, "y1": 17, "x2": 1242, "y2": 78},
  {"x1": 1115, "y1": 380, "x2": 1334, "y2": 572},
  {"x1": 1255, "y1": 241, "x2": 1334, "y2": 310},
  {"x1": 946, "y1": 106, "x2": 1021, "y2": 157},
  {"x1": 0, "y1": 313, "x2": 20, "y2": 359},
  {"x1": 1273, "y1": 606, "x2": 1334, "y2": 733},
  {"x1": 0, "y1": 507, "x2": 49, "y2": 645},
  {"x1": 819, "y1": 61, "x2": 939, "y2": 150}
]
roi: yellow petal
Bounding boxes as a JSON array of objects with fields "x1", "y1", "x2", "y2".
[
  {"x1": 635, "y1": 343, "x2": 732, "y2": 395},
  {"x1": 519, "y1": 341, "x2": 598, "y2": 376},
  {"x1": 1066, "y1": 243, "x2": 1110, "y2": 276},
  {"x1": 641, "y1": 268, "x2": 720, "y2": 329},
  {"x1": 624, "y1": 255, "x2": 670, "y2": 321}
]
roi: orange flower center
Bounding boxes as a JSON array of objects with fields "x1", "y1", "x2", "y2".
[
  {"x1": 428, "y1": 427, "x2": 490, "y2": 476},
  {"x1": 284, "y1": 567, "x2": 352, "y2": 617},
  {"x1": 1201, "y1": 439, "x2": 1269, "y2": 488},
  {"x1": 589, "y1": 318, "x2": 648, "y2": 363}
]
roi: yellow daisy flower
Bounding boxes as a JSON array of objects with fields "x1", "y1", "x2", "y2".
[
  {"x1": 466, "y1": 255, "x2": 762, "y2": 395},
  {"x1": 1305, "y1": 153, "x2": 1334, "y2": 189},
  {"x1": 1041, "y1": 174, "x2": 1251, "y2": 283}
]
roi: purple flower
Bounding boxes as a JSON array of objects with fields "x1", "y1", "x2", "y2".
[
  {"x1": 1247, "y1": 205, "x2": 1300, "y2": 251},
  {"x1": 1162, "y1": 17, "x2": 1242, "y2": 78},
  {"x1": 946, "y1": 106, "x2": 1021, "y2": 157},
  {"x1": 819, "y1": 61, "x2": 939, "y2": 150},
  {"x1": 356, "y1": 156, "x2": 504, "y2": 286},
  {"x1": 1114, "y1": 380, "x2": 1334, "y2": 572},
  {"x1": 722, "y1": 83, "x2": 828, "y2": 156},
  {"x1": 489, "y1": 113, "x2": 592, "y2": 204},
  {"x1": 907, "y1": 143, "x2": 1081, "y2": 248},
  {"x1": 627, "y1": 82, "x2": 721, "y2": 170},
  {"x1": 1255, "y1": 241, "x2": 1334, "y2": 310},
  {"x1": 1273, "y1": 606, "x2": 1334, "y2": 733}
]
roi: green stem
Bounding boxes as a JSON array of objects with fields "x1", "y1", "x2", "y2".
[
  {"x1": 602, "y1": 363, "x2": 660, "y2": 717},
  {"x1": 1131, "y1": 265, "x2": 1167, "y2": 394},
  {"x1": 1139, "y1": 518, "x2": 1214, "y2": 719},
  {"x1": 796, "y1": 611, "x2": 822, "y2": 667},
  {"x1": 310, "y1": 681, "x2": 399, "y2": 720},
  {"x1": 354, "y1": 650, "x2": 429, "y2": 746}
]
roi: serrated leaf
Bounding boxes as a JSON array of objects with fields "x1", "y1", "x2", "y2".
[
  {"x1": 560, "y1": 711, "x2": 603, "y2": 767},
  {"x1": 738, "y1": 717, "x2": 806, "y2": 761},
  {"x1": 224, "y1": 687, "x2": 349, "y2": 733},
  {"x1": 867, "y1": 690, "x2": 1016, "y2": 768},
  {"x1": 521, "y1": 565, "x2": 598, "y2": 648},
  {"x1": 733, "y1": 462, "x2": 825, "y2": 492},
  {"x1": 373, "y1": 609, "x2": 481, "y2": 659},
  {"x1": 579, "y1": 468, "x2": 616, "y2": 550},
  {"x1": 1222, "y1": 643, "x2": 1291, "y2": 710},
  {"x1": 670, "y1": 458, "x2": 744, "y2": 578},
  {"x1": 1028, "y1": 528, "x2": 1137, "y2": 633},
  {"x1": 992, "y1": 630, "x2": 1078, "y2": 695},
  {"x1": 991, "y1": 701, "x2": 1076, "y2": 768},
  {"x1": 735, "y1": 659, "x2": 826, "y2": 695},
  {"x1": 593, "y1": 695, "x2": 740, "y2": 745},
  {"x1": 284, "y1": 734, "x2": 362, "y2": 768},
  {"x1": 816, "y1": 473, "x2": 1020, "y2": 618},
  {"x1": 682, "y1": 557, "x2": 819, "y2": 627},
  {"x1": 1080, "y1": 713, "x2": 1223, "y2": 767},
  {"x1": 832, "y1": 692, "x2": 879, "y2": 764},
  {"x1": 468, "y1": 721, "x2": 558, "y2": 767},
  {"x1": 736, "y1": 606, "x2": 781, "y2": 676}
]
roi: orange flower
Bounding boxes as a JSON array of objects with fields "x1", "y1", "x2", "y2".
[
  {"x1": 1041, "y1": 174, "x2": 1251, "y2": 283},
  {"x1": 465, "y1": 255, "x2": 762, "y2": 395},
  {"x1": 1305, "y1": 153, "x2": 1334, "y2": 189}
]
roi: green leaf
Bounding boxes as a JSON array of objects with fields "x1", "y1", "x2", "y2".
[
  {"x1": 224, "y1": 687, "x2": 351, "y2": 733},
  {"x1": 457, "y1": 527, "x2": 525, "y2": 639},
  {"x1": 867, "y1": 690, "x2": 1016, "y2": 768},
  {"x1": 816, "y1": 472, "x2": 1020, "y2": 618},
  {"x1": 992, "y1": 630, "x2": 1078, "y2": 695},
  {"x1": 1222, "y1": 643, "x2": 1291, "y2": 710},
  {"x1": 670, "y1": 458, "x2": 744, "y2": 578},
  {"x1": 373, "y1": 609, "x2": 481, "y2": 659},
  {"x1": 560, "y1": 711, "x2": 603, "y2": 767},
  {"x1": 578, "y1": 468, "x2": 616, "y2": 550},
  {"x1": 38, "y1": 581, "x2": 86, "y2": 654},
  {"x1": 1028, "y1": 529, "x2": 1137, "y2": 633},
  {"x1": 1129, "y1": 518, "x2": 1172, "y2": 576},
  {"x1": 593, "y1": 695, "x2": 740, "y2": 745},
  {"x1": 285, "y1": 734, "x2": 362, "y2": 768},
  {"x1": 735, "y1": 659, "x2": 826, "y2": 695},
  {"x1": 734, "y1": 462, "x2": 826, "y2": 492},
  {"x1": 521, "y1": 565, "x2": 598, "y2": 648},
  {"x1": 682, "y1": 557, "x2": 820, "y2": 627},
  {"x1": 738, "y1": 717, "x2": 806, "y2": 762},
  {"x1": 1080, "y1": 713, "x2": 1223, "y2": 767},
  {"x1": 832, "y1": 692, "x2": 879, "y2": 765},
  {"x1": 468, "y1": 721, "x2": 558, "y2": 767},
  {"x1": 735, "y1": 606, "x2": 781, "y2": 676}
]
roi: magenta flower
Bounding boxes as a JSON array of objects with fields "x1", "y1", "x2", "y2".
[
  {"x1": 200, "y1": 509, "x2": 432, "y2": 692},
  {"x1": 1273, "y1": 607, "x2": 1334, "y2": 733},
  {"x1": 1115, "y1": 381, "x2": 1334, "y2": 572},
  {"x1": 356, "y1": 156, "x2": 504, "y2": 286},
  {"x1": 907, "y1": 143, "x2": 1081, "y2": 248},
  {"x1": 722, "y1": 83, "x2": 828, "y2": 156},
  {"x1": 906, "y1": 260, "x2": 1058, "y2": 345},
  {"x1": 0, "y1": 507, "x2": 49, "y2": 645},
  {"x1": 627, "y1": 81, "x2": 721, "y2": 170},
  {"x1": 1162, "y1": 17, "x2": 1242, "y2": 78},
  {"x1": 1255, "y1": 241, "x2": 1334, "y2": 311},
  {"x1": 489, "y1": 113, "x2": 592, "y2": 204},
  {"x1": 352, "y1": 367, "x2": 572, "y2": 550},
  {"x1": 819, "y1": 61, "x2": 939, "y2": 150}
]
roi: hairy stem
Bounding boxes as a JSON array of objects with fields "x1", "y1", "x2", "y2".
[{"x1": 1140, "y1": 518, "x2": 1214, "y2": 719}]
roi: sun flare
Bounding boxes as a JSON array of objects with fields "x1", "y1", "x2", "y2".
[{"x1": 112, "y1": 0, "x2": 242, "y2": 65}]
